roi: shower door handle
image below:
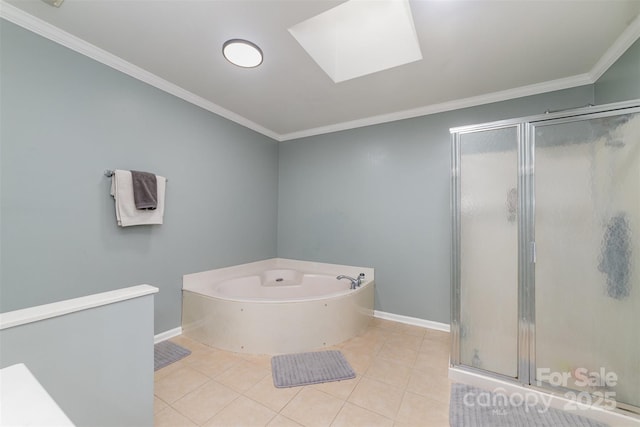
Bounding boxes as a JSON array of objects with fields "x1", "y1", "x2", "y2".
[{"x1": 531, "y1": 241, "x2": 536, "y2": 264}]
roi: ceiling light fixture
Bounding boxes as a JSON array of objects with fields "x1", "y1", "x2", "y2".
[
  {"x1": 222, "y1": 39, "x2": 263, "y2": 68},
  {"x1": 41, "y1": 0, "x2": 64, "y2": 7}
]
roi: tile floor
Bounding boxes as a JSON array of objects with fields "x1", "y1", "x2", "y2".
[{"x1": 154, "y1": 318, "x2": 451, "y2": 427}]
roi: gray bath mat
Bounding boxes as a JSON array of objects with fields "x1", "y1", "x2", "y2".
[
  {"x1": 271, "y1": 350, "x2": 355, "y2": 388},
  {"x1": 450, "y1": 383, "x2": 609, "y2": 427},
  {"x1": 154, "y1": 341, "x2": 191, "y2": 371}
]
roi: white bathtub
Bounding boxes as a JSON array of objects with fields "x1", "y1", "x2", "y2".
[{"x1": 182, "y1": 258, "x2": 375, "y2": 354}]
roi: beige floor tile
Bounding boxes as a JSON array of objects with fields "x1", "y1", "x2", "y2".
[
  {"x1": 362, "y1": 323, "x2": 395, "y2": 336},
  {"x1": 422, "y1": 329, "x2": 450, "y2": 344},
  {"x1": 406, "y1": 368, "x2": 451, "y2": 404},
  {"x1": 339, "y1": 344, "x2": 378, "y2": 362},
  {"x1": 171, "y1": 336, "x2": 217, "y2": 357},
  {"x1": 281, "y1": 387, "x2": 345, "y2": 427},
  {"x1": 377, "y1": 343, "x2": 418, "y2": 367},
  {"x1": 154, "y1": 366, "x2": 211, "y2": 403},
  {"x1": 360, "y1": 326, "x2": 394, "y2": 343},
  {"x1": 154, "y1": 360, "x2": 188, "y2": 381},
  {"x1": 245, "y1": 376, "x2": 302, "y2": 412},
  {"x1": 156, "y1": 328, "x2": 454, "y2": 427},
  {"x1": 414, "y1": 349, "x2": 450, "y2": 373},
  {"x1": 331, "y1": 402, "x2": 394, "y2": 427},
  {"x1": 393, "y1": 323, "x2": 428, "y2": 338},
  {"x1": 416, "y1": 349, "x2": 450, "y2": 378},
  {"x1": 154, "y1": 406, "x2": 198, "y2": 427},
  {"x1": 340, "y1": 335, "x2": 384, "y2": 356},
  {"x1": 215, "y1": 360, "x2": 271, "y2": 393},
  {"x1": 267, "y1": 414, "x2": 304, "y2": 427},
  {"x1": 203, "y1": 395, "x2": 277, "y2": 427},
  {"x1": 418, "y1": 339, "x2": 451, "y2": 363},
  {"x1": 419, "y1": 336, "x2": 451, "y2": 352},
  {"x1": 238, "y1": 352, "x2": 274, "y2": 370},
  {"x1": 365, "y1": 358, "x2": 412, "y2": 388},
  {"x1": 395, "y1": 391, "x2": 449, "y2": 426},
  {"x1": 339, "y1": 348, "x2": 373, "y2": 375},
  {"x1": 348, "y1": 377, "x2": 404, "y2": 419},
  {"x1": 172, "y1": 380, "x2": 240, "y2": 425},
  {"x1": 311, "y1": 375, "x2": 360, "y2": 400},
  {"x1": 385, "y1": 332, "x2": 423, "y2": 352},
  {"x1": 154, "y1": 396, "x2": 168, "y2": 414},
  {"x1": 394, "y1": 421, "x2": 449, "y2": 427},
  {"x1": 185, "y1": 348, "x2": 245, "y2": 378},
  {"x1": 370, "y1": 318, "x2": 404, "y2": 332}
]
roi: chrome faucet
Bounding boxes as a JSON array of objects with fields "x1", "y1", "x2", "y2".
[{"x1": 337, "y1": 273, "x2": 365, "y2": 289}]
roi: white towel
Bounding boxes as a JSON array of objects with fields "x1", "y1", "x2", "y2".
[{"x1": 110, "y1": 169, "x2": 166, "y2": 227}]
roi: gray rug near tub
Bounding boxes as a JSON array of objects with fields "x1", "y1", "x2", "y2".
[
  {"x1": 271, "y1": 350, "x2": 356, "y2": 388},
  {"x1": 154, "y1": 341, "x2": 191, "y2": 371},
  {"x1": 449, "y1": 383, "x2": 609, "y2": 427}
]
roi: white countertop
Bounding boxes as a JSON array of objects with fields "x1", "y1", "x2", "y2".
[{"x1": 0, "y1": 363, "x2": 75, "y2": 426}]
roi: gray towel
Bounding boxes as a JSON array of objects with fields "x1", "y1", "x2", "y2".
[{"x1": 131, "y1": 170, "x2": 158, "y2": 210}]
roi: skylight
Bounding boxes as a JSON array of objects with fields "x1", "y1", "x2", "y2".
[{"x1": 288, "y1": 0, "x2": 423, "y2": 83}]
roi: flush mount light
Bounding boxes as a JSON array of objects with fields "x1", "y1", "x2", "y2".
[
  {"x1": 222, "y1": 39, "x2": 263, "y2": 68},
  {"x1": 41, "y1": 0, "x2": 64, "y2": 7}
]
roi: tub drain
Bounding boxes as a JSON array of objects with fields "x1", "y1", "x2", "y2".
[{"x1": 276, "y1": 278, "x2": 284, "y2": 282}]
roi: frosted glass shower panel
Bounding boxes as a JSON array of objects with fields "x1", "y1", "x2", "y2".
[
  {"x1": 534, "y1": 112, "x2": 640, "y2": 408},
  {"x1": 459, "y1": 126, "x2": 519, "y2": 377}
]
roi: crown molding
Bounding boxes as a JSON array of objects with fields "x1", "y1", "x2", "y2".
[
  {"x1": 281, "y1": 14, "x2": 639, "y2": 141},
  {"x1": 2, "y1": 1, "x2": 637, "y2": 143},
  {"x1": 589, "y1": 13, "x2": 640, "y2": 82},
  {"x1": 0, "y1": 1, "x2": 281, "y2": 142},
  {"x1": 280, "y1": 14, "x2": 640, "y2": 142},
  {"x1": 278, "y1": 73, "x2": 594, "y2": 141}
]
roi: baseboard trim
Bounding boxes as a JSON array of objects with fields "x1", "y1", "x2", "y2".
[
  {"x1": 154, "y1": 327, "x2": 182, "y2": 344},
  {"x1": 373, "y1": 310, "x2": 450, "y2": 332}
]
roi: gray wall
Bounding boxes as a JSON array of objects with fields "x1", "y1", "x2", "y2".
[
  {"x1": 0, "y1": 293, "x2": 155, "y2": 426},
  {"x1": 2, "y1": 17, "x2": 639, "y2": 333},
  {"x1": 595, "y1": 38, "x2": 640, "y2": 104},
  {"x1": 0, "y1": 20, "x2": 278, "y2": 333},
  {"x1": 278, "y1": 36, "x2": 640, "y2": 326},
  {"x1": 278, "y1": 87, "x2": 594, "y2": 324}
]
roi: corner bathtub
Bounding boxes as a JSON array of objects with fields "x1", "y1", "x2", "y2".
[{"x1": 182, "y1": 258, "x2": 374, "y2": 354}]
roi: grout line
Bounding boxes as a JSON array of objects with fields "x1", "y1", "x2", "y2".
[
  {"x1": 201, "y1": 392, "x2": 242, "y2": 427},
  {"x1": 156, "y1": 325, "x2": 452, "y2": 427},
  {"x1": 273, "y1": 413, "x2": 300, "y2": 426},
  {"x1": 328, "y1": 395, "x2": 348, "y2": 426},
  {"x1": 237, "y1": 393, "x2": 279, "y2": 426}
]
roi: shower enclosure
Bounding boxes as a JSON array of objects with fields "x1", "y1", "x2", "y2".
[{"x1": 450, "y1": 100, "x2": 640, "y2": 416}]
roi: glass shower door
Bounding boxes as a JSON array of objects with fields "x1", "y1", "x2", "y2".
[
  {"x1": 456, "y1": 126, "x2": 520, "y2": 378},
  {"x1": 533, "y1": 110, "x2": 640, "y2": 410}
]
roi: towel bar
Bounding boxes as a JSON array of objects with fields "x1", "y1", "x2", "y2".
[{"x1": 104, "y1": 170, "x2": 167, "y2": 182}]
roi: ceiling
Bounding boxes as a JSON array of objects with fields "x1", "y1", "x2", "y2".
[{"x1": 3, "y1": 0, "x2": 640, "y2": 141}]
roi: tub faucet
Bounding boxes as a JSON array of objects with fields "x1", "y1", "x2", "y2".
[{"x1": 337, "y1": 275, "x2": 361, "y2": 289}]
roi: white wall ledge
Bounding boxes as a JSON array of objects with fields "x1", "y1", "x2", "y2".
[{"x1": 0, "y1": 285, "x2": 158, "y2": 331}]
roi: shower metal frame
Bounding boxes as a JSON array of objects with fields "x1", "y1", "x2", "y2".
[{"x1": 450, "y1": 99, "x2": 640, "y2": 414}]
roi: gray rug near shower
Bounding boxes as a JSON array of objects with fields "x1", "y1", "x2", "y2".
[
  {"x1": 154, "y1": 341, "x2": 191, "y2": 371},
  {"x1": 449, "y1": 383, "x2": 609, "y2": 427},
  {"x1": 271, "y1": 350, "x2": 355, "y2": 388}
]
